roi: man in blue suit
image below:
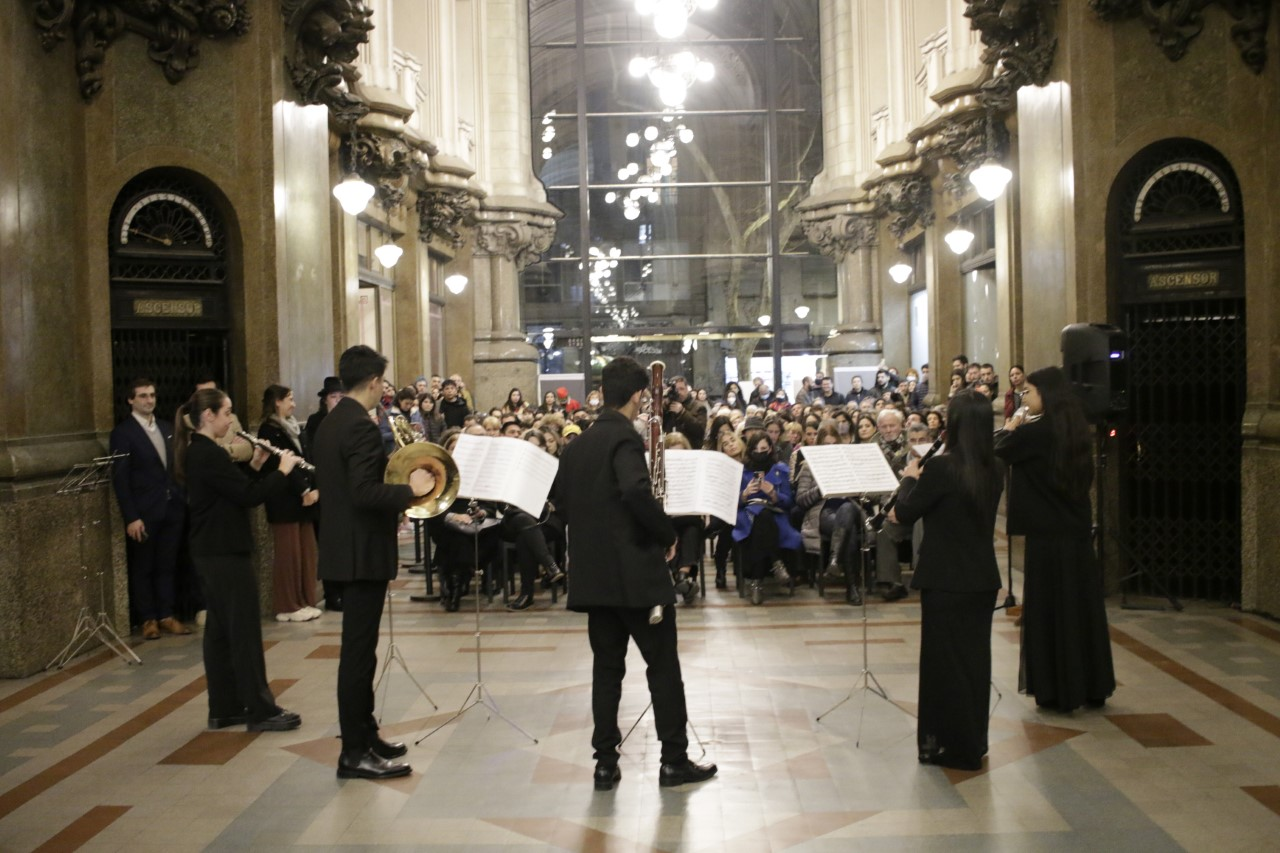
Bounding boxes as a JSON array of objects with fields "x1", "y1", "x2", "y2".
[{"x1": 109, "y1": 378, "x2": 191, "y2": 640}]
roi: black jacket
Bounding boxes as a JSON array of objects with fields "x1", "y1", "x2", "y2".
[
  {"x1": 313, "y1": 397, "x2": 418, "y2": 582},
  {"x1": 894, "y1": 454, "x2": 1002, "y2": 592},
  {"x1": 439, "y1": 396, "x2": 471, "y2": 429},
  {"x1": 109, "y1": 415, "x2": 182, "y2": 526},
  {"x1": 257, "y1": 419, "x2": 316, "y2": 524},
  {"x1": 662, "y1": 391, "x2": 706, "y2": 449},
  {"x1": 553, "y1": 408, "x2": 676, "y2": 610},
  {"x1": 185, "y1": 433, "x2": 305, "y2": 556},
  {"x1": 993, "y1": 419, "x2": 1093, "y2": 537}
]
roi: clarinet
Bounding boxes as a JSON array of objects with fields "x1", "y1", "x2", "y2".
[
  {"x1": 648, "y1": 360, "x2": 666, "y2": 625},
  {"x1": 236, "y1": 430, "x2": 316, "y2": 472},
  {"x1": 868, "y1": 436, "x2": 943, "y2": 530}
]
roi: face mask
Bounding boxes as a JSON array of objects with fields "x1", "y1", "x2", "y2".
[
  {"x1": 587, "y1": 397, "x2": 599, "y2": 407},
  {"x1": 750, "y1": 450, "x2": 771, "y2": 463},
  {"x1": 727, "y1": 394, "x2": 736, "y2": 405}
]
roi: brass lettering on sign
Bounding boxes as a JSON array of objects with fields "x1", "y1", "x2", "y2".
[
  {"x1": 1146, "y1": 270, "x2": 1220, "y2": 290},
  {"x1": 133, "y1": 298, "x2": 204, "y2": 317}
]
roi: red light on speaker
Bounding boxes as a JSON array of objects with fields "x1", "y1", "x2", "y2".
[{"x1": 1109, "y1": 429, "x2": 1117, "y2": 438}]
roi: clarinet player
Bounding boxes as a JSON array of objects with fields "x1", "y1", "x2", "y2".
[
  {"x1": 889, "y1": 389, "x2": 1003, "y2": 770},
  {"x1": 552, "y1": 356, "x2": 716, "y2": 792}
]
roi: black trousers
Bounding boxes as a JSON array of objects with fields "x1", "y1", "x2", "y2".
[
  {"x1": 193, "y1": 555, "x2": 280, "y2": 720},
  {"x1": 127, "y1": 497, "x2": 185, "y2": 623},
  {"x1": 337, "y1": 579, "x2": 388, "y2": 753},
  {"x1": 587, "y1": 606, "x2": 689, "y2": 766}
]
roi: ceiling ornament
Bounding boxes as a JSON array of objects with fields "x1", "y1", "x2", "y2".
[
  {"x1": 800, "y1": 212, "x2": 878, "y2": 264},
  {"x1": 416, "y1": 189, "x2": 480, "y2": 248},
  {"x1": 1090, "y1": 0, "x2": 1269, "y2": 74},
  {"x1": 282, "y1": 0, "x2": 373, "y2": 124},
  {"x1": 871, "y1": 175, "x2": 936, "y2": 241},
  {"x1": 342, "y1": 130, "x2": 414, "y2": 210},
  {"x1": 30, "y1": 0, "x2": 249, "y2": 101}
]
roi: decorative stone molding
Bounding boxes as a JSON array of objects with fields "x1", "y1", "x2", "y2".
[
  {"x1": 800, "y1": 210, "x2": 879, "y2": 264},
  {"x1": 416, "y1": 189, "x2": 479, "y2": 248},
  {"x1": 869, "y1": 174, "x2": 935, "y2": 241},
  {"x1": 474, "y1": 212, "x2": 557, "y2": 271},
  {"x1": 30, "y1": 0, "x2": 250, "y2": 101},
  {"x1": 282, "y1": 0, "x2": 373, "y2": 125},
  {"x1": 964, "y1": 0, "x2": 1059, "y2": 112},
  {"x1": 1090, "y1": 0, "x2": 1269, "y2": 74},
  {"x1": 342, "y1": 129, "x2": 414, "y2": 209}
]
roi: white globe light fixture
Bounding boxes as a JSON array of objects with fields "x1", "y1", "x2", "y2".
[
  {"x1": 888, "y1": 262, "x2": 913, "y2": 284},
  {"x1": 944, "y1": 227, "x2": 975, "y2": 255},
  {"x1": 794, "y1": 305, "x2": 810, "y2": 319},
  {"x1": 332, "y1": 173, "x2": 375, "y2": 216},
  {"x1": 637, "y1": 0, "x2": 719, "y2": 39},
  {"x1": 969, "y1": 161, "x2": 1013, "y2": 201},
  {"x1": 757, "y1": 314, "x2": 771, "y2": 326},
  {"x1": 444, "y1": 274, "x2": 469, "y2": 294},
  {"x1": 372, "y1": 242, "x2": 403, "y2": 269}
]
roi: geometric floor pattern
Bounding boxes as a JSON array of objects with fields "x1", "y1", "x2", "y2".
[{"x1": 3, "y1": 556, "x2": 1280, "y2": 851}]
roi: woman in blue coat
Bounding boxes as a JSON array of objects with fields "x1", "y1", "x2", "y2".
[{"x1": 733, "y1": 430, "x2": 801, "y2": 604}]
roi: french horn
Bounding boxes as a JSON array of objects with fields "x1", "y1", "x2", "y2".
[{"x1": 384, "y1": 414, "x2": 460, "y2": 518}]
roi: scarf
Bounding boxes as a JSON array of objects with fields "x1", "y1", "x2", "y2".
[{"x1": 270, "y1": 414, "x2": 303, "y2": 452}]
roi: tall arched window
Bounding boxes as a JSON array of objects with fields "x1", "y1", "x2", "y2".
[{"x1": 524, "y1": 0, "x2": 826, "y2": 385}]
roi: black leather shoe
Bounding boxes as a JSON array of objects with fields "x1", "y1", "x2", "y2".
[
  {"x1": 337, "y1": 749, "x2": 412, "y2": 780},
  {"x1": 715, "y1": 571, "x2": 727, "y2": 590},
  {"x1": 247, "y1": 711, "x2": 301, "y2": 732},
  {"x1": 371, "y1": 736, "x2": 408, "y2": 760},
  {"x1": 882, "y1": 583, "x2": 908, "y2": 602},
  {"x1": 208, "y1": 712, "x2": 251, "y2": 730},
  {"x1": 593, "y1": 763, "x2": 621, "y2": 791},
  {"x1": 658, "y1": 759, "x2": 717, "y2": 788},
  {"x1": 506, "y1": 593, "x2": 534, "y2": 611}
]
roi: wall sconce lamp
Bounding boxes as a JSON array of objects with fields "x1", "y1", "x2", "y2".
[
  {"x1": 332, "y1": 173, "x2": 375, "y2": 216},
  {"x1": 372, "y1": 242, "x2": 403, "y2": 268},
  {"x1": 944, "y1": 227, "x2": 975, "y2": 255},
  {"x1": 887, "y1": 262, "x2": 913, "y2": 284},
  {"x1": 444, "y1": 274, "x2": 469, "y2": 294},
  {"x1": 794, "y1": 305, "x2": 810, "y2": 319}
]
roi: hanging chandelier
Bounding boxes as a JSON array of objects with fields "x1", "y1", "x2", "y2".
[
  {"x1": 635, "y1": 0, "x2": 718, "y2": 39},
  {"x1": 629, "y1": 51, "x2": 715, "y2": 107}
]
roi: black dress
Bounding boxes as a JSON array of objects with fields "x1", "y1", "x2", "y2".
[
  {"x1": 895, "y1": 455, "x2": 1002, "y2": 771},
  {"x1": 995, "y1": 420, "x2": 1116, "y2": 712}
]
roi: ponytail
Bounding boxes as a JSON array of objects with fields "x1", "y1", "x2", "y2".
[{"x1": 173, "y1": 388, "x2": 227, "y2": 485}]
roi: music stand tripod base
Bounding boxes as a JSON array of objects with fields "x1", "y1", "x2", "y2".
[
  {"x1": 416, "y1": 525, "x2": 538, "y2": 746},
  {"x1": 48, "y1": 455, "x2": 142, "y2": 670},
  {"x1": 374, "y1": 588, "x2": 439, "y2": 722},
  {"x1": 618, "y1": 699, "x2": 707, "y2": 760},
  {"x1": 816, "y1": 509, "x2": 914, "y2": 747}
]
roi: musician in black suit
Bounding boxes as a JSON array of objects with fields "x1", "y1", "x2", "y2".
[
  {"x1": 890, "y1": 390, "x2": 1003, "y2": 771},
  {"x1": 175, "y1": 387, "x2": 306, "y2": 732},
  {"x1": 553, "y1": 356, "x2": 716, "y2": 791},
  {"x1": 313, "y1": 346, "x2": 435, "y2": 781},
  {"x1": 109, "y1": 378, "x2": 191, "y2": 640}
]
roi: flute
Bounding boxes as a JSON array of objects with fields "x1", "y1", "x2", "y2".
[{"x1": 236, "y1": 430, "x2": 316, "y2": 472}]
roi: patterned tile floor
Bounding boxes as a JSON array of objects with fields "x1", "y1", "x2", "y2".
[{"x1": 3, "y1": 550, "x2": 1280, "y2": 851}]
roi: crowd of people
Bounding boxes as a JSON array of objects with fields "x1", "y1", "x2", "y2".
[{"x1": 108, "y1": 351, "x2": 1112, "y2": 780}]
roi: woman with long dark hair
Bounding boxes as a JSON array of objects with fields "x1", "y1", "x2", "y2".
[
  {"x1": 175, "y1": 388, "x2": 307, "y2": 732},
  {"x1": 995, "y1": 366, "x2": 1115, "y2": 712},
  {"x1": 258, "y1": 384, "x2": 321, "y2": 623},
  {"x1": 890, "y1": 390, "x2": 1003, "y2": 770}
]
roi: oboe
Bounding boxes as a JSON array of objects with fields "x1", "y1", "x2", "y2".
[{"x1": 236, "y1": 430, "x2": 316, "y2": 472}]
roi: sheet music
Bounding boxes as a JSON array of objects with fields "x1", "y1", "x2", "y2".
[
  {"x1": 912, "y1": 443, "x2": 936, "y2": 458},
  {"x1": 800, "y1": 444, "x2": 900, "y2": 497},
  {"x1": 662, "y1": 450, "x2": 743, "y2": 525},
  {"x1": 451, "y1": 434, "x2": 559, "y2": 517}
]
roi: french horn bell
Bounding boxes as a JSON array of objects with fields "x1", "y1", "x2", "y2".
[{"x1": 384, "y1": 417, "x2": 460, "y2": 518}]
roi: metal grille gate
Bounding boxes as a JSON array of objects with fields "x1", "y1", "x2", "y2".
[
  {"x1": 111, "y1": 330, "x2": 229, "y2": 425},
  {"x1": 1120, "y1": 298, "x2": 1245, "y2": 602}
]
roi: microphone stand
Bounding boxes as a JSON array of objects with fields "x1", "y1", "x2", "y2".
[
  {"x1": 417, "y1": 501, "x2": 538, "y2": 745},
  {"x1": 816, "y1": 499, "x2": 914, "y2": 746}
]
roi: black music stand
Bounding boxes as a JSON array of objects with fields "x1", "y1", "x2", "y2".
[
  {"x1": 416, "y1": 506, "x2": 538, "y2": 745},
  {"x1": 816, "y1": 503, "x2": 914, "y2": 746},
  {"x1": 47, "y1": 454, "x2": 142, "y2": 669}
]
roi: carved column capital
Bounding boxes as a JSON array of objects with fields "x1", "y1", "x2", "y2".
[
  {"x1": 282, "y1": 0, "x2": 374, "y2": 124},
  {"x1": 415, "y1": 188, "x2": 480, "y2": 249},
  {"x1": 869, "y1": 174, "x2": 936, "y2": 241},
  {"x1": 964, "y1": 0, "x2": 1060, "y2": 112},
  {"x1": 31, "y1": 0, "x2": 250, "y2": 101},
  {"x1": 474, "y1": 211, "x2": 557, "y2": 271},
  {"x1": 343, "y1": 129, "x2": 415, "y2": 209},
  {"x1": 800, "y1": 208, "x2": 879, "y2": 264}
]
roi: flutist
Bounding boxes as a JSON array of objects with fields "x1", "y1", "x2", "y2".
[{"x1": 552, "y1": 356, "x2": 716, "y2": 792}]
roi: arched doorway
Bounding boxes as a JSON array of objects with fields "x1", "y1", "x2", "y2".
[
  {"x1": 108, "y1": 169, "x2": 234, "y2": 423},
  {"x1": 1108, "y1": 139, "x2": 1245, "y2": 602}
]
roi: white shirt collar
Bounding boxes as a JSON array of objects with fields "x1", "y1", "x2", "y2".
[{"x1": 131, "y1": 411, "x2": 157, "y2": 431}]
